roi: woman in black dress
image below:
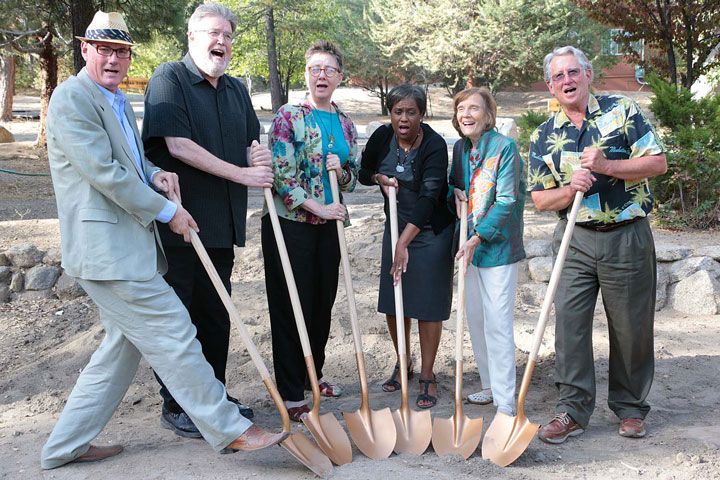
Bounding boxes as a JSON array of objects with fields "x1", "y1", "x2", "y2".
[{"x1": 359, "y1": 84, "x2": 454, "y2": 408}]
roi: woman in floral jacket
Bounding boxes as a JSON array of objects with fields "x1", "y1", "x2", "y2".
[
  {"x1": 261, "y1": 41, "x2": 358, "y2": 422},
  {"x1": 448, "y1": 87, "x2": 526, "y2": 418}
]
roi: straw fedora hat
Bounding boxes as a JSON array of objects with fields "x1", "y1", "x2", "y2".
[{"x1": 75, "y1": 11, "x2": 137, "y2": 46}]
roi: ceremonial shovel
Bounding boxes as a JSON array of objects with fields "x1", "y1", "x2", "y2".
[
  {"x1": 387, "y1": 186, "x2": 433, "y2": 455},
  {"x1": 326, "y1": 171, "x2": 397, "y2": 460},
  {"x1": 263, "y1": 187, "x2": 353, "y2": 466},
  {"x1": 482, "y1": 190, "x2": 584, "y2": 466},
  {"x1": 431, "y1": 200, "x2": 483, "y2": 458},
  {"x1": 172, "y1": 198, "x2": 332, "y2": 477}
]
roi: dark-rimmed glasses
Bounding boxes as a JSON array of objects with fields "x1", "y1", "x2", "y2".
[
  {"x1": 308, "y1": 66, "x2": 339, "y2": 78},
  {"x1": 90, "y1": 43, "x2": 132, "y2": 59}
]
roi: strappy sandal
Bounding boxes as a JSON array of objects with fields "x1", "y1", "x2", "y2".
[
  {"x1": 416, "y1": 374, "x2": 438, "y2": 409},
  {"x1": 381, "y1": 360, "x2": 414, "y2": 393},
  {"x1": 287, "y1": 404, "x2": 310, "y2": 422}
]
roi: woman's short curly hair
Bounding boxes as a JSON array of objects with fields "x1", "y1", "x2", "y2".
[
  {"x1": 305, "y1": 41, "x2": 344, "y2": 72},
  {"x1": 451, "y1": 87, "x2": 497, "y2": 137}
]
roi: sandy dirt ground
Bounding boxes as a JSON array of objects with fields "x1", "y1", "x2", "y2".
[{"x1": 0, "y1": 88, "x2": 719, "y2": 480}]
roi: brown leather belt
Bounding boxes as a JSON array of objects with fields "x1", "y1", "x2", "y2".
[{"x1": 576, "y1": 216, "x2": 642, "y2": 232}]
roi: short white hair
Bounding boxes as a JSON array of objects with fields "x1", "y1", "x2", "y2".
[
  {"x1": 188, "y1": 3, "x2": 236, "y2": 33},
  {"x1": 543, "y1": 46, "x2": 593, "y2": 82}
]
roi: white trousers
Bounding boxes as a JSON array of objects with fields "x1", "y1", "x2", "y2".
[
  {"x1": 465, "y1": 262, "x2": 518, "y2": 414},
  {"x1": 40, "y1": 275, "x2": 252, "y2": 469}
]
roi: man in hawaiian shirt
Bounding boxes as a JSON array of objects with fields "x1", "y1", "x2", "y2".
[{"x1": 528, "y1": 46, "x2": 667, "y2": 443}]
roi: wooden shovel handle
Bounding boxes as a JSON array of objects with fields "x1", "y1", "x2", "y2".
[{"x1": 454, "y1": 201, "x2": 468, "y2": 411}]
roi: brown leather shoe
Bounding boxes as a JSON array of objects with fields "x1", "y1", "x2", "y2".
[
  {"x1": 71, "y1": 444, "x2": 123, "y2": 463},
  {"x1": 225, "y1": 425, "x2": 289, "y2": 452},
  {"x1": 537, "y1": 412, "x2": 584, "y2": 444},
  {"x1": 619, "y1": 418, "x2": 646, "y2": 438}
]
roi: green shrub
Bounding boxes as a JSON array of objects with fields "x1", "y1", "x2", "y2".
[
  {"x1": 516, "y1": 109, "x2": 549, "y2": 157},
  {"x1": 648, "y1": 74, "x2": 720, "y2": 229}
]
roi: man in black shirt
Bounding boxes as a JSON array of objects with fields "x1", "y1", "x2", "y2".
[{"x1": 142, "y1": 2, "x2": 273, "y2": 438}]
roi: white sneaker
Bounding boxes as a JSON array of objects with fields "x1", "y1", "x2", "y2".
[{"x1": 467, "y1": 390, "x2": 493, "y2": 405}]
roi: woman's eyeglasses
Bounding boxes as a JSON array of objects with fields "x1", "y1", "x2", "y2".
[{"x1": 308, "y1": 66, "x2": 339, "y2": 78}]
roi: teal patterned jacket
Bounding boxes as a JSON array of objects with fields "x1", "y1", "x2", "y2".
[{"x1": 266, "y1": 100, "x2": 358, "y2": 224}]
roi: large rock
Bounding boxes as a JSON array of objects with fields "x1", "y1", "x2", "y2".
[
  {"x1": 497, "y1": 118, "x2": 518, "y2": 141},
  {"x1": 0, "y1": 253, "x2": 8, "y2": 266},
  {"x1": 42, "y1": 248, "x2": 62, "y2": 266},
  {"x1": 656, "y1": 263, "x2": 669, "y2": 311},
  {"x1": 0, "y1": 266, "x2": 11, "y2": 282},
  {"x1": 656, "y1": 243, "x2": 693, "y2": 262},
  {"x1": 0, "y1": 126, "x2": 14, "y2": 143},
  {"x1": 525, "y1": 240, "x2": 552, "y2": 259},
  {"x1": 55, "y1": 272, "x2": 86, "y2": 299},
  {"x1": 365, "y1": 121, "x2": 383, "y2": 138},
  {"x1": 695, "y1": 245, "x2": 720, "y2": 261},
  {"x1": 14, "y1": 289, "x2": 55, "y2": 301},
  {"x1": 9, "y1": 272, "x2": 24, "y2": 292},
  {"x1": 517, "y1": 259, "x2": 530, "y2": 284},
  {"x1": 25, "y1": 265, "x2": 61, "y2": 291},
  {"x1": 5, "y1": 243, "x2": 44, "y2": 268},
  {"x1": 517, "y1": 282, "x2": 547, "y2": 307},
  {"x1": 0, "y1": 284, "x2": 9, "y2": 303},
  {"x1": 666, "y1": 256, "x2": 720, "y2": 283},
  {"x1": 671, "y1": 270, "x2": 720, "y2": 315},
  {"x1": 528, "y1": 257, "x2": 553, "y2": 282}
]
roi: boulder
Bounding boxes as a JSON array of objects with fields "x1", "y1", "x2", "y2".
[
  {"x1": 365, "y1": 121, "x2": 383, "y2": 138},
  {"x1": 656, "y1": 263, "x2": 669, "y2": 311},
  {"x1": 10, "y1": 272, "x2": 24, "y2": 292},
  {"x1": 655, "y1": 243, "x2": 692, "y2": 262},
  {"x1": 517, "y1": 259, "x2": 530, "y2": 284},
  {"x1": 528, "y1": 257, "x2": 553, "y2": 282},
  {"x1": 0, "y1": 126, "x2": 14, "y2": 143},
  {"x1": 42, "y1": 248, "x2": 62, "y2": 266},
  {"x1": 0, "y1": 284, "x2": 9, "y2": 303},
  {"x1": 695, "y1": 245, "x2": 720, "y2": 262},
  {"x1": 0, "y1": 266, "x2": 11, "y2": 282},
  {"x1": 55, "y1": 272, "x2": 86, "y2": 299},
  {"x1": 525, "y1": 240, "x2": 552, "y2": 258},
  {"x1": 14, "y1": 289, "x2": 55, "y2": 301},
  {"x1": 0, "y1": 253, "x2": 8, "y2": 266},
  {"x1": 25, "y1": 265, "x2": 61, "y2": 291},
  {"x1": 5, "y1": 243, "x2": 44, "y2": 268},
  {"x1": 497, "y1": 118, "x2": 519, "y2": 140},
  {"x1": 517, "y1": 282, "x2": 547, "y2": 307},
  {"x1": 666, "y1": 256, "x2": 720, "y2": 283},
  {"x1": 671, "y1": 270, "x2": 720, "y2": 315}
]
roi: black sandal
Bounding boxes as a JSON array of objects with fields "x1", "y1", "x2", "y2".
[
  {"x1": 416, "y1": 375, "x2": 437, "y2": 409},
  {"x1": 381, "y1": 360, "x2": 414, "y2": 392}
]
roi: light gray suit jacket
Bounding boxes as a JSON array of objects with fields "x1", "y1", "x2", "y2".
[{"x1": 47, "y1": 68, "x2": 170, "y2": 281}]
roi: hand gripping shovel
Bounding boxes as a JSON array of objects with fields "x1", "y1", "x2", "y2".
[
  {"x1": 387, "y1": 185, "x2": 432, "y2": 455},
  {"x1": 431, "y1": 200, "x2": 483, "y2": 458},
  {"x1": 172, "y1": 199, "x2": 332, "y2": 477},
  {"x1": 326, "y1": 171, "x2": 397, "y2": 460},
  {"x1": 263, "y1": 187, "x2": 353, "y2": 466},
  {"x1": 482, "y1": 190, "x2": 584, "y2": 467}
]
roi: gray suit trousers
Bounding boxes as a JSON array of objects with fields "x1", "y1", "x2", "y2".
[{"x1": 40, "y1": 274, "x2": 252, "y2": 469}]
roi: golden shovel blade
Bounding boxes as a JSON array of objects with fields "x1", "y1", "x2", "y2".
[
  {"x1": 303, "y1": 410, "x2": 353, "y2": 466},
  {"x1": 481, "y1": 411, "x2": 539, "y2": 467},
  {"x1": 391, "y1": 408, "x2": 432, "y2": 455},
  {"x1": 281, "y1": 432, "x2": 333, "y2": 477},
  {"x1": 431, "y1": 414, "x2": 483, "y2": 459},
  {"x1": 343, "y1": 407, "x2": 396, "y2": 460}
]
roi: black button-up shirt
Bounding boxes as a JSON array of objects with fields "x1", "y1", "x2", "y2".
[{"x1": 142, "y1": 53, "x2": 260, "y2": 248}]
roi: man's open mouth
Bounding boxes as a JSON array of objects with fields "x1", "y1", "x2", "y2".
[
  {"x1": 564, "y1": 87, "x2": 576, "y2": 94},
  {"x1": 211, "y1": 48, "x2": 225, "y2": 58}
]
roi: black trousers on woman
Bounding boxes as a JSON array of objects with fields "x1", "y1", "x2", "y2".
[{"x1": 261, "y1": 215, "x2": 340, "y2": 402}]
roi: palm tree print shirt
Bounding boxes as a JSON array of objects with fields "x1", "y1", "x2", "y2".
[{"x1": 527, "y1": 94, "x2": 664, "y2": 226}]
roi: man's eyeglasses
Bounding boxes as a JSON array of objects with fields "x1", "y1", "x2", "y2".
[
  {"x1": 195, "y1": 29, "x2": 233, "y2": 42},
  {"x1": 308, "y1": 66, "x2": 340, "y2": 78},
  {"x1": 90, "y1": 43, "x2": 132, "y2": 59},
  {"x1": 551, "y1": 68, "x2": 584, "y2": 84}
]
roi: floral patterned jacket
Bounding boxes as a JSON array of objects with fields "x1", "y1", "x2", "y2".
[{"x1": 266, "y1": 99, "x2": 358, "y2": 224}]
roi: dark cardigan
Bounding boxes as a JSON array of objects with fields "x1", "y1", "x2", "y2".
[{"x1": 359, "y1": 123, "x2": 453, "y2": 234}]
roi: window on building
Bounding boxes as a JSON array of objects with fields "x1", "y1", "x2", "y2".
[{"x1": 603, "y1": 28, "x2": 644, "y2": 58}]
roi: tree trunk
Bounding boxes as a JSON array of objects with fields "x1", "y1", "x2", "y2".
[
  {"x1": 71, "y1": 0, "x2": 94, "y2": 73},
  {"x1": 264, "y1": 8, "x2": 282, "y2": 113},
  {"x1": 378, "y1": 77, "x2": 388, "y2": 116},
  {"x1": 37, "y1": 32, "x2": 58, "y2": 147},
  {"x1": 0, "y1": 55, "x2": 15, "y2": 123}
]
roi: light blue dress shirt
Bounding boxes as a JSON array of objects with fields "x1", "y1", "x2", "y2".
[{"x1": 92, "y1": 81, "x2": 176, "y2": 223}]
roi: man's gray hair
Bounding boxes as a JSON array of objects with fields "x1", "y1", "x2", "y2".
[
  {"x1": 188, "y1": 3, "x2": 237, "y2": 33},
  {"x1": 543, "y1": 46, "x2": 593, "y2": 82}
]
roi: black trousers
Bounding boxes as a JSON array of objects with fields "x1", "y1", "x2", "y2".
[
  {"x1": 261, "y1": 215, "x2": 340, "y2": 401},
  {"x1": 155, "y1": 245, "x2": 234, "y2": 414}
]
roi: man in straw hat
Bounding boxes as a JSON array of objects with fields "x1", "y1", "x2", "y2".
[
  {"x1": 41, "y1": 11, "x2": 286, "y2": 469},
  {"x1": 527, "y1": 46, "x2": 666, "y2": 444},
  {"x1": 142, "y1": 2, "x2": 273, "y2": 438}
]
